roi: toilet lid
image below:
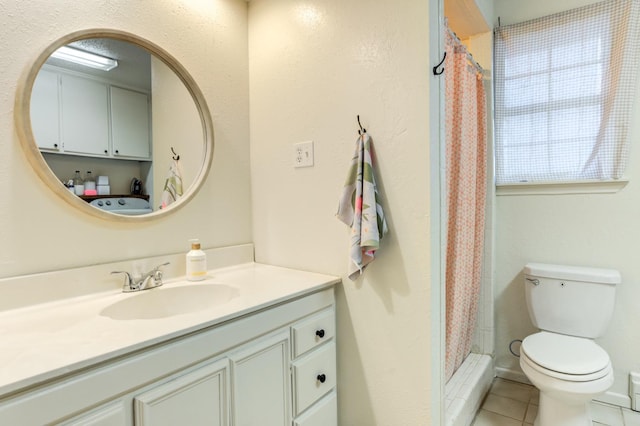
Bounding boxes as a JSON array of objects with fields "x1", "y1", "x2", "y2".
[{"x1": 521, "y1": 332, "x2": 610, "y2": 375}]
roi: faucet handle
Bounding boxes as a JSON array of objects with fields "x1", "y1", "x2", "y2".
[
  {"x1": 147, "y1": 262, "x2": 169, "y2": 274},
  {"x1": 111, "y1": 270, "x2": 136, "y2": 291},
  {"x1": 111, "y1": 270, "x2": 132, "y2": 280},
  {"x1": 151, "y1": 262, "x2": 170, "y2": 286}
]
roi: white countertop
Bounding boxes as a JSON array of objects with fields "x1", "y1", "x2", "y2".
[{"x1": 0, "y1": 262, "x2": 339, "y2": 396}]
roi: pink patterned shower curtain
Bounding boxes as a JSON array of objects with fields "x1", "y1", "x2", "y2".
[{"x1": 444, "y1": 27, "x2": 487, "y2": 382}]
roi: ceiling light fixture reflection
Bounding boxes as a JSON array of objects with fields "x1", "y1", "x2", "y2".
[{"x1": 50, "y1": 46, "x2": 118, "y2": 71}]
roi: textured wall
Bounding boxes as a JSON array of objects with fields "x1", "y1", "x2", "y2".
[
  {"x1": 494, "y1": 0, "x2": 640, "y2": 404},
  {"x1": 151, "y1": 56, "x2": 203, "y2": 208},
  {"x1": 248, "y1": 1, "x2": 434, "y2": 424},
  {"x1": 2, "y1": 1, "x2": 442, "y2": 422},
  {"x1": 0, "y1": 0, "x2": 251, "y2": 277}
]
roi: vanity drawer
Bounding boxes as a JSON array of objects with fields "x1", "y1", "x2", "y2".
[
  {"x1": 291, "y1": 308, "x2": 335, "y2": 358},
  {"x1": 292, "y1": 341, "x2": 336, "y2": 416},
  {"x1": 294, "y1": 390, "x2": 337, "y2": 426}
]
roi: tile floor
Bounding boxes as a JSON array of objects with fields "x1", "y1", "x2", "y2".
[{"x1": 472, "y1": 378, "x2": 640, "y2": 426}]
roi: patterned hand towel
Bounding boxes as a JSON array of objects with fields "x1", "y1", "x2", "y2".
[
  {"x1": 160, "y1": 159, "x2": 184, "y2": 209},
  {"x1": 336, "y1": 133, "x2": 388, "y2": 281}
]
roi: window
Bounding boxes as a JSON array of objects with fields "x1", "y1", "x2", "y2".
[{"x1": 494, "y1": 0, "x2": 640, "y2": 185}]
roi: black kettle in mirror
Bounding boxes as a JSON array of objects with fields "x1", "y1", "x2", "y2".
[{"x1": 130, "y1": 178, "x2": 143, "y2": 195}]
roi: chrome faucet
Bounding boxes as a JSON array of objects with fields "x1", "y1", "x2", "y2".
[{"x1": 111, "y1": 262, "x2": 170, "y2": 293}]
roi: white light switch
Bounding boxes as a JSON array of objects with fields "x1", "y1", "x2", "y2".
[{"x1": 293, "y1": 141, "x2": 314, "y2": 168}]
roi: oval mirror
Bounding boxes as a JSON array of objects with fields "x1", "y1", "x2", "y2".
[{"x1": 15, "y1": 29, "x2": 214, "y2": 221}]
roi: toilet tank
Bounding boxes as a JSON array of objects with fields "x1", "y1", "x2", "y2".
[{"x1": 524, "y1": 263, "x2": 620, "y2": 338}]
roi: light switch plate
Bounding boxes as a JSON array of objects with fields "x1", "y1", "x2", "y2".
[{"x1": 293, "y1": 141, "x2": 314, "y2": 168}]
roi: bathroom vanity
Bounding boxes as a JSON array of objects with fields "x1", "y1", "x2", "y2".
[{"x1": 0, "y1": 261, "x2": 339, "y2": 426}]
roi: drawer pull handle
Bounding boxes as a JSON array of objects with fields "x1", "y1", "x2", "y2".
[
  {"x1": 315, "y1": 329, "x2": 325, "y2": 338},
  {"x1": 317, "y1": 374, "x2": 326, "y2": 383}
]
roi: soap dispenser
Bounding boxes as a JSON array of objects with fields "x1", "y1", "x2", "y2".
[{"x1": 186, "y1": 239, "x2": 207, "y2": 281}]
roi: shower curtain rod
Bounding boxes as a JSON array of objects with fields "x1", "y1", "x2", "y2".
[{"x1": 446, "y1": 26, "x2": 486, "y2": 75}]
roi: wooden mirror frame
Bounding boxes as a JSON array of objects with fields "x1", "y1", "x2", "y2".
[{"x1": 14, "y1": 29, "x2": 214, "y2": 222}]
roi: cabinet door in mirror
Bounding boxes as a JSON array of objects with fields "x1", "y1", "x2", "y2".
[{"x1": 15, "y1": 29, "x2": 214, "y2": 222}]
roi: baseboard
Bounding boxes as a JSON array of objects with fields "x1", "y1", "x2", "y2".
[
  {"x1": 495, "y1": 366, "x2": 531, "y2": 385},
  {"x1": 596, "y1": 391, "x2": 631, "y2": 409},
  {"x1": 496, "y1": 366, "x2": 631, "y2": 409}
]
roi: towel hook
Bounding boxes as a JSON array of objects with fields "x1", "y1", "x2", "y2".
[
  {"x1": 357, "y1": 115, "x2": 367, "y2": 135},
  {"x1": 433, "y1": 51, "x2": 446, "y2": 75},
  {"x1": 171, "y1": 147, "x2": 180, "y2": 161}
]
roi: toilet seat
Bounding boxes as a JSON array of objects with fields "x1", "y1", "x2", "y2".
[{"x1": 521, "y1": 332, "x2": 611, "y2": 382}]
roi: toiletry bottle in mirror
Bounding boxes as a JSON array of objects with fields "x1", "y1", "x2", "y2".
[
  {"x1": 73, "y1": 170, "x2": 84, "y2": 196},
  {"x1": 84, "y1": 171, "x2": 96, "y2": 196},
  {"x1": 186, "y1": 239, "x2": 207, "y2": 281}
]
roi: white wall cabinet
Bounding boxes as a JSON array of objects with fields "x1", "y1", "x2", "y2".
[
  {"x1": 0, "y1": 288, "x2": 336, "y2": 426},
  {"x1": 60, "y1": 74, "x2": 110, "y2": 156},
  {"x1": 110, "y1": 86, "x2": 151, "y2": 159},
  {"x1": 30, "y1": 66, "x2": 151, "y2": 160},
  {"x1": 30, "y1": 68, "x2": 61, "y2": 151}
]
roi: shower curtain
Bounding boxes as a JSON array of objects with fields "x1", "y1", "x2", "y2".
[{"x1": 444, "y1": 27, "x2": 487, "y2": 382}]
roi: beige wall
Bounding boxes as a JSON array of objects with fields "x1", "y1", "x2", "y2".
[
  {"x1": 151, "y1": 56, "x2": 203, "y2": 209},
  {"x1": 248, "y1": 1, "x2": 435, "y2": 424},
  {"x1": 494, "y1": 0, "x2": 640, "y2": 405},
  {"x1": 2, "y1": 0, "x2": 442, "y2": 423},
  {"x1": 0, "y1": 0, "x2": 251, "y2": 277}
]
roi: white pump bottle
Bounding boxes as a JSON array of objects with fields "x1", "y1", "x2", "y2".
[{"x1": 186, "y1": 239, "x2": 207, "y2": 281}]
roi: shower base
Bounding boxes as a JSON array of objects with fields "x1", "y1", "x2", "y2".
[{"x1": 444, "y1": 353, "x2": 494, "y2": 426}]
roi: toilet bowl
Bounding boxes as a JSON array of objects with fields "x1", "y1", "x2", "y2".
[
  {"x1": 521, "y1": 263, "x2": 620, "y2": 426},
  {"x1": 520, "y1": 332, "x2": 614, "y2": 426}
]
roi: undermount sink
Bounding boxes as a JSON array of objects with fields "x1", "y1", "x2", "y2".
[{"x1": 100, "y1": 283, "x2": 239, "y2": 320}]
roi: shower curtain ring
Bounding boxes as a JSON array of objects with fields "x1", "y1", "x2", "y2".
[{"x1": 433, "y1": 51, "x2": 446, "y2": 75}]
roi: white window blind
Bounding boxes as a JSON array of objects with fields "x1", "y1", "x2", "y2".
[{"x1": 494, "y1": 0, "x2": 640, "y2": 185}]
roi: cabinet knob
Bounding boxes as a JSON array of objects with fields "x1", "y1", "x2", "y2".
[
  {"x1": 115, "y1": 150, "x2": 119, "y2": 154},
  {"x1": 315, "y1": 329, "x2": 325, "y2": 338},
  {"x1": 316, "y1": 374, "x2": 326, "y2": 383},
  {"x1": 53, "y1": 143, "x2": 58, "y2": 148},
  {"x1": 104, "y1": 150, "x2": 108, "y2": 154}
]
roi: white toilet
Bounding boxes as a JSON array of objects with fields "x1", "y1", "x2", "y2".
[{"x1": 521, "y1": 263, "x2": 620, "y2": 426}]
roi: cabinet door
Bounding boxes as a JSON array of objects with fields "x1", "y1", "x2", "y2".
[
  {"x1": 110, "y1": 87, "x2": 151, "y2": 159},
  {"x1": 31, "y1": 68, "x2": 61, "y2": 151},
  {"x1": 59, "y1": 401, "x2": 127, "y2": 426},
  {"x1": 134, "y1": 358, "x2": 229, "y2": 426},
  {"x1": 60, "y1": 74, "x2": 110, "y2": 156},
  {"x1": 230, "y1": 331, "x2": 290, "y2": 426}
]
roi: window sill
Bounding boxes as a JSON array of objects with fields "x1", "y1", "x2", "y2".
[{"x1": 496, "y1": 179, "x2": 629, "y2": 196}]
